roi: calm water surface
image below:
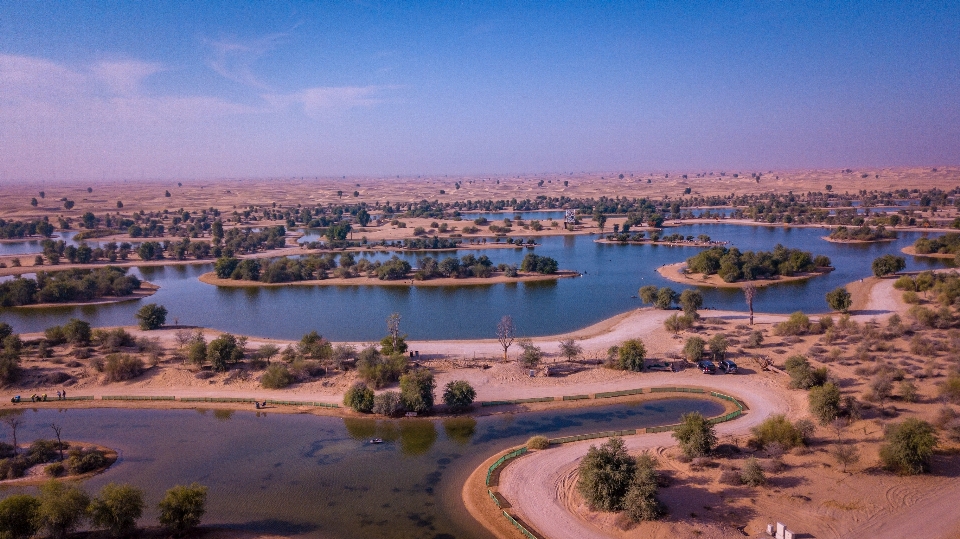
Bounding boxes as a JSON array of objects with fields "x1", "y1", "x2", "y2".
[
  {"x1": 0, "y1": 224, "x2": 950, "y2": 339},
  {"x1": 2, "y1": 399, "x2": 722, "y2": 538}
]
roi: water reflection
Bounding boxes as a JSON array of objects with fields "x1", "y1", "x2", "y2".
[
  {"x1": 399, "y1": 420, "x2": 437, "y2": 456},
  {"x1": 442, "y1": 417, "x2": 476, "y2": 446}
]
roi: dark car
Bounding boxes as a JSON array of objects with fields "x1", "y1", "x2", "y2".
[
  {"x1": 696, "y1": 360, "x2": 716, "y2": 374},
  {"x1": 718, "y1": 360, "x2": 738, "y2": 374},
  {"x1": 647, "y1": 361, "x2": 675, "y2": 372}
]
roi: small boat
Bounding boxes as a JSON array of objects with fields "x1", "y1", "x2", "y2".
[{"x1": 369, "y1": 438, "x2": 384, "y2": 444}]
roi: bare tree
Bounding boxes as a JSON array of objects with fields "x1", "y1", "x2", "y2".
[
  {"x1": 51, "y1": 423, "x2": 65, "y2": 461},
  {"x1": 558, "y1": 338, "x2": 583, "y2": 363},
  {"x1": 743, "y1": 285, "x2": 756, "y2": 325},
  {"x1": 387, "y1": 313, "x2": 401, "y2": 353},
  {"x1": 496, "y1": 315, "x2": 516, "y2": 362},
  {"x1": 3, "y1": 416, "x2": 23, "y2": 455}
]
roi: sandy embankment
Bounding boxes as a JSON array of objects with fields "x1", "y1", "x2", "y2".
[
  {"x1": 197, "y1": 270, "x2": 580, "y2": 288},
  {"x1": 901, "y1": 245, "x2": 956, "y2": 259},
  {"x1": 657, "y1": 262, "x2": 831, "y2": 289},
  {"x1": 821, "y1": 236, "x2": 896, "y2": 244}
]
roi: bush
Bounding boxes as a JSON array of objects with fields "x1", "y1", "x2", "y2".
[
  {"x1": 357, "y1": 348, "x2": 407, "y2": 388},
  {"x1": 672, "y1": 412, "x2": 717, "y2": 458},
  {"x1": 0, "y1": 494, "x2": 41, "y2": 539},
  {"x1": 622, "y1": 457, "x2": 664, "y2": 522},
  {"x1": 708, "y1": 333, "x2": 728, "y2": 360},
  {"x1": 746, "y1": 330, "x2": 764, "y2": 348},
  {"x1": 372, "y1": 391, "x2": 405, "y2": 417},
  {"x1": 45, "y1": 462, "x2": 65, "y2": 477},
  {"x1": 809, "y1": 382, "x2": 842, "y2": 425},
  {"x1": 67, "y1": 447, "x2": 108, "y2": 475},
  {"x1": 158, "y1": 483, "x2": 208, "y2": 536},
  {"x1": 517, "y1": 340, "x2": 543, "y2": 369},
  {"x1": 102, "y1": 354, "x2": 145, "y2": 382},
  {"x1": 442, "y1": 380, "x2": 476, "y2": 413},
  {"x1": 399, "y1": 368, "x2": 435, "y2": 414},
  {"x1": 135, "y1": 303, "x2": 167, "y2": 330},
  {"x1": 576, "y1": 437, "x2": 635, "y2": 511},
  {"x1": 774, "y1": 311, "x2": 810, "y2": 336},
  {"x1": 682, "y1": 337, "x2": 705, "y2": 362},
  {"x1": 0, "y1": 456, "x2": 30, "y2": 480},
  {"x1": 206, "y1": 333, "x2": 243, "y2": 372},
  {"x1": 37, "y1": 479, "x2": 91, "y2": 539},
  {"x1": 526, "y1": 436, "x2": 549, "y2": 450},
  {"x1": 879, "y1": 419, "x2": 938, "y2": 475},
  {"x1": 872, "y1": 254, "x2": 906, "y2": 277},
  {"x1": 343, "y1": 382, "x2": 375, "y2": 413},
  {"x1": 611, "y1": 339, "x2": 646, "y2": 371},
  {"x1": 939, "y1": 374, "x2": 960, "y2": 404},
  {"x1": 750, "y1": 415, "x2": 804, "y2": 449},
  {"x1": 784, "y1": 355, "x2": 828, "y2": 389},
  {"x1": 739, "y1": 457, "x2": 766, "y2": 486},
  {"x1": 826, "y1": 287, "x2": 852, "y2": 312},
  {"x1": 261, "y1": 364, "x2": 293, "y2": 389},
  {"x1": 89, "y1": 483, "x2": 145, "y2": 537}
]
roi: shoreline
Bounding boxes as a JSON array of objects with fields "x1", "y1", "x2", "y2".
[
  {"x1": 197, "y1": 270, "x2": 580, "y2": 288},
  {"x1": 821, "y1": 235, "x2": 896, "y2": 244},
  {"x1": 901, "y1": 245, "x2": 956, "y2": 259},
  {"x1": 594, "y1": 238, "x2": 722, "y2": 248},
  {"x1": 656, "y1": 262, "x2": 832, "y2": 289}
]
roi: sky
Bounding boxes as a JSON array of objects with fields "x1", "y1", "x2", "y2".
[{"x1": 0, "y1": 1, "x2": 958, "y2": 181}]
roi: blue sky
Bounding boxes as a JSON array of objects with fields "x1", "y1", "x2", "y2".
[{"x1": 0, "y1": 1, "x2": 958, "y2": 181}]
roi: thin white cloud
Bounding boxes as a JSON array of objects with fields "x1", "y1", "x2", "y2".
[
  {"x1": 91, "y1": 60, "x2": 165, "y2": 95},
  {"x1": 206, "y1": 32, "x2": 288, "y2": 90}
]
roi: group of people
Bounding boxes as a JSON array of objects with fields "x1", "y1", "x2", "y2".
[
  {"x1": 254, "y1": 401, "x2": 268, "y2": 409},
  {"x1": 10, "y1": 389, "x2": 67, "y2": 404}
]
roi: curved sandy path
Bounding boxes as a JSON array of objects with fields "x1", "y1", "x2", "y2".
[{"x1": 498, "y1": 374, "x2": 793, "y2": 539}]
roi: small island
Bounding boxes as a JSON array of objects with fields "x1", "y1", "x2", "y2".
[
  {"x1": 597, "y1": 231, "x2": 724, "y2": 247},
  {"x1": 202, "y1": 252, "x2": 577, "y2": 287},
  {"x1": 0, "y1": 266, "x2": 156, "y2": 308},
  {"x1": 0, "y1": 439, "x2": 117, "y2": 486},
  {"x1": 902, "y1": 233, "x2": 960, "y2": 260},
  {"x1": 660, "y1": 245, "x2": 833, "y2": 288},
  {"x1": 823, "y1": 224, "x2": 896, "y2": 243}
]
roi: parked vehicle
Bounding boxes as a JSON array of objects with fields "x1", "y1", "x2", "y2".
[
  {"x1": 718, "y1": 360, "x2": 738, "y2": 374},
  {"x1": 696, "y1": 360, "x2": 716, "y2": 374},
  {"x1": 647, "y1": 361, "x2": 675, "y2": 372}
]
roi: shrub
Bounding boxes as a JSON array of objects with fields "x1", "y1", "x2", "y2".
[
  {"x1": 672, "y1": 412, "x2": 717, "y2": 458},
  {"x1": 612, "y1": 339, "x2": 646, "y2": 371},
  {"x1": 344, "y1": 382, "x2": 375, "y2": 413},
  {"x1": 663, "y1": 312, "x2": 693, "y2": 334},
  {"x1": 206, "y1": 333, "x2": 243, "y2": 372},
  {"x1": 372, "y1": 391, "x2": 405, "y2": 417},
  {"x1": 442, "y1": 380, "x2": 476, "y2": 413},
  {"x1": 0, "y1": 494, "x2": 41, "y2": 539},
  {"x1": 622, "y1": 458, "x2": 664, "y2": 522},
  {"x1": 826, "y1": 287, "x2": 852, "y2": 312},
  {"x1": 576, "y1": 437, "x2": 635, "y2": 511},
  {"x1": 399, "y1": 368, "x2": 435, "y2": 414},
  {"x1": 260, "y1": 364, "x2": 293, "y2": 389},
  {"x1": 809, "y1": 382, "x2": 842, "y2": 425},
  {"x1": 66, "y1": 447, "x2": 108, "y2": 475},
  {"x1": 774, "y1": 311, "x2": 810, "y2": 336},
  {"x1": 357, "y1": 348, "x2": 407, "y2": 388},
  {"x1": 739, "y1": 457, "x2": 766, "y2": 486},
  {"x1": 872, "y1": 254, "x2": 906, "y2": 277},
  {"x1": 750, "y1": 415, "x2": 804, "y2": 449},
  {"x1": 102, "y1": 354, "x2": 144, "y2": 382},
  {"x1": 37, "y1": 479, "x2": 91, "y2": 539},
  {"x1": 135, "y1": 303, "x2": 167, "y2": 330},
  {"x1": 784, "y1": 355, "x2": 827, "y2": 389},
  {"x1": 45, "y1": 462, "x2": 65, "y2": 477},
  {"x1": 746, "y1": 330, "x2": 764, "y2": 348},
  {"x1": 939, "y1": 374, "x2": 960, "y2": 404},
  {"x1": 526, "y1": 436, "x2": 549, "y2": 450},
  {"x1": 158, "y1": 483, "x2": 208, "y2": 536},
  {"x1": 879, "y1": 419, "x2": 938, "y2": 475},
  {"x1": 682, "y1": 337, "x2": 706, "y2": 362},
  {"x1": 517, "y1": 340, "x2": 543, "y2": 369},
  {"x1": 708, "y1": 333, "x2": 728, "y2": 360},
  {"x1": 89, "y1": 483, "x2": 145, "y2": 537}
]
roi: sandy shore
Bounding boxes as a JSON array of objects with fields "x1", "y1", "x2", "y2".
[
  {"x1": 197, "y1": 270, "x2": 580, "y2": 288},
  {"x1": 821, "y1": 236, "x2": 896, "y2": 244},
  {"x1": 901, "y1": 245, "x2": 956, "y2": 259},
  {"x1": 656, "y1": 262, "x2": 831, "y2": 289}
]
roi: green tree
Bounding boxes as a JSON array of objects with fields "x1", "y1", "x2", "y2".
[
  {"x1": 89, "y1": 483, "x2": 145, "y2": 537},
  {"x1": 678, "y1": 289, "x2": 703, "y2": 318},
  {"x1": 344, "y1": 382, "x2": 375, "y2": 413},
  {"x1": 708, "y1": 333, "x2": 728, "y2": 361},
  {"x1": 638, "y1": 285, "x2": 658, "y2": 305},
  {"x1": 135, "y1": 303, "x2": 167, "y2": 330},
  {"x1": 654, "y1": 287, "x2": 677, "y2": 309},
  {"x1": 809, "y1": 382, "x2": 842, "y2": 425},
  {"x1": 614, "y1": 339, "x2": 646, "y2": 371},
  {"x1": 740, "y1": 457, "x2": 766, "y2": 486},
  {"x1": 0, "y1": 494, "x2": 41, "y2": 539},
  {"x1": 158, "y1": 483, "x2": 207, "y2": 537},
  {"x1": 621, "y1": 456, "x2": 664, "y2": 522},
  {"x1": 683, "y1": 336, "x2": 706, "y2": 362},
  {"x1": 879, "y1": 419, "x2": 938, "y2": 475},
  {"x1": 576, "y1": 437, "x2": 636, "y2": 511},
  {"x1": 826, "y1": 287, "x2": 852, "y2": 312},
  {"x1": 442, "y1": 380, "x2": 476, "y2": 412},
  {"x1": 750, "y1": 415, "x2": 804, "y2": 449},
  {"x1": 62, "y1": 318, "x2": 91, "y2": 345},
  {"x1": 872, "y1": 254, "x2": 906, "y2": 277},
  {"x1": 260, "y1": 364, "x2": 293, "y2": 389},
  {"x1": 558, "y1": 338, "x2": 582, "y2": 362},
  {"x1": 518, "y1": 340, "x2": 543, "y2": 368},
  {"x1": 672, "y1": 411, "x2": 717, "y2": 458},
  {"x1": 37, "y1": 480, "x2": 90, "y2": 539},
  {"x1": 399, "y1": 368, "x2": 435, "y2": 414},
  {"x1": 207, "y1": 333, "x2": 243, "y2": 371}
]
